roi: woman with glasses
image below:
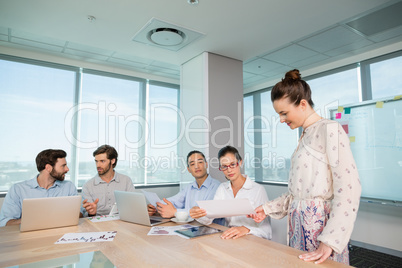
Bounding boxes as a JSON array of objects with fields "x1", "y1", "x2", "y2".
[
  {"x1": 189, "y1": 146, "x2": 272, "y2": 240},
  {"x1": 249, "y1": 70, "x2": 361, "y2": 265}
]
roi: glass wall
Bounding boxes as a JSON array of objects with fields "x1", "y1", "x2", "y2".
[
  {"x1": 0, "y1": 55, "x2": 180, "y2": 191},
  {"x1": 244, "y1": 50, "x2": 402, "y2": 184}
]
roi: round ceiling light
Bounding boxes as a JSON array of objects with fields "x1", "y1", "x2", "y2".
[{"x1": 148, "y1": 28, "x2": 185, "y2": 46}]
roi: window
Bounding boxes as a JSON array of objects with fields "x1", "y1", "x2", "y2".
[
  {"x1": 306, "y1": 67, "x2": 360, "y2": 116},
  {"x1": 243, "y1": 95, "x2": 255, "y2": 179},
  {"x1": 146, "y1": 82, "x2": 180, "y2": 184},
  {"x1": 0, "y1": 56, "x2": 180, "y2": 192},
  {"x1": 369, "y1": 54, "x2": 402, "y2": 100},
  {"x1": 243, "y1": 90, "x2": 297, "y2": 183},
  {"x1": 260, "y1": 91, "x2": 296, "y2": 183},
  {"x1": 77, "y1": 71, "x2": 144, "y2": 186},
  {"x1": 0, "y1": 59, "x2": 76, "y2": 191}
]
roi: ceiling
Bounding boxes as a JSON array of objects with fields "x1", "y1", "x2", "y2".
[{"x1": 1, "y1": 0, "x2": 402, "y2": 91}]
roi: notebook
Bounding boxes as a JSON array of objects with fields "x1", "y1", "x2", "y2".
[
  {"x1": 174, "y1": 225, "x2": 222, "y2": 239},
  {"x1": 20, "y1": 195, "x2": 81, "y2": 232},
  {"x1": 114, "y1": 191, "x2": 170, "y2": 226}
]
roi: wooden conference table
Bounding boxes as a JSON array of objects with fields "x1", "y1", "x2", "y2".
[{"x1": 0, "y1": 218, "x2": 351, "y2": 268}]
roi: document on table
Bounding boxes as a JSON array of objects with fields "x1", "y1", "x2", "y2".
[
  {"x1": 88, "y1": 215, "x2": 120, "y2": 223},
  {"x1": 55, "y1": 231, "x2": 117, "y2": 244},
  {"x1": 141, "y1": 190, "x2": 165, "y2": 207},
  {"x1": 196, "y1": 199, "x2": 255, "y2": 218},
  {"x1": 147, "y1": 224, "x2": 195, "y2": 236}
]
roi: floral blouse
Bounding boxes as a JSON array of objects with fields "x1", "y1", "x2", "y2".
[{"x1": 262, "y1": 119, "x2": 361, "y2": 253}]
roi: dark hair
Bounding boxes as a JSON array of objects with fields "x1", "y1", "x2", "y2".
[
  {"x1": 218, "y1": 146, "x2": 242, "y2": 163},
  {"x1": 186, "y1": 150, "x2": 206, "y2": 167},
  {"x1": 36, "y1": 149, "x2": 67, "y2": 172},
  {"x1": 271, "y1": 69, "x2": 314, "y2": 108},
  {"x1": 93, "y1": 145, "x2": 118, "y2": 168}
]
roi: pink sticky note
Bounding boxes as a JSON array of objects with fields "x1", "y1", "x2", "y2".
[{"x1": 336, "y1": 113, "x2": 342, "y2": 119}]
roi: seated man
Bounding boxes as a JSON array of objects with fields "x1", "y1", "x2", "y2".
[
  {"x1": 148, "y1": 150, "x2": 221, "y2": 218},
  {"x1": 82, "y1": 145, "x2": 135, "y2": 216},
  {"x1": 0, "y1": 149, "x2": 78, "y2": 226}
]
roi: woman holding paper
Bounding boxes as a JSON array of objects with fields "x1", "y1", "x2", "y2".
[
  {"x1": 249, "y1": 69, "x2": 361, "y2": 264},
  {"x1": 189, "y1": 146, "x2": 272, "y2": 240}
]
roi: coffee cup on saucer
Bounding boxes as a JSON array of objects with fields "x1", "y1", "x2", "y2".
[{"x1": 175, "y1": 210, "x2": 189, "y2": 222}]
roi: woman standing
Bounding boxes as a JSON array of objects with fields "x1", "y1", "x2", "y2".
[
  {"x1": 190, "y1": 146, "x2": 272, "y2": 240},
  {"x1": 250, "y1": 70, "x2": 361, "y2": 264}
]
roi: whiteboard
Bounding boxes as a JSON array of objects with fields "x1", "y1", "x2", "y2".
[{"x1": 329, "y1": 98, "x2": 402, "y2": 202}]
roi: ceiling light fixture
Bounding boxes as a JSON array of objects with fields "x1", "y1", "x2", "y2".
[
  {"x1": 148, "y1": 28, "x2": 185, "y2": 46},
  {"x1": 87, "y1": 15, "x2": 96, "y2": 22},
  {"x1": 188, "y1": 0, "x2": 199, "y2": 5}
]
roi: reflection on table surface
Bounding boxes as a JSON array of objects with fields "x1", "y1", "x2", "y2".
[{"x1": 7, "y1": 250, "x2": 115, "y2": 268}]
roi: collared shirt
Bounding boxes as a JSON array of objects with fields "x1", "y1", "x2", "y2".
[
  {"x1": 82, "y1": 171, "x2": 135, "y2": 216},
  {"x1": 197, "y1": 176, "x2": 272, "y2": 240},
  {"x1": 0, "y1": 176, "x2": 78, "y2": 227},
  {"x1": 167, "y1": 175, "x2": 221, "y2": 212}
]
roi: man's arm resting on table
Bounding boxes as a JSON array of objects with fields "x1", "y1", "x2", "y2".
[{"x1": 6, "y1": 218, "x2": 21, "y2": 226}]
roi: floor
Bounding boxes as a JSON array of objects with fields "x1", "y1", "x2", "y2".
[{"x1": 349, "y1": 245, "x2": 402, "y2": 268}]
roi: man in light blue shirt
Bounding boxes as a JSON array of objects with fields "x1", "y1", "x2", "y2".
[
  {"x1": 0, "y1": 149, "x2": 78, "y2": 227},
  {"x1": 148, "y1": 151, "x2": 221, "y2": 218}
]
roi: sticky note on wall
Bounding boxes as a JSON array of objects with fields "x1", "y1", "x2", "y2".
[
  {"x1": 344, "y1": 107, "x2": 351, "y2": 114},
  {"x1": 376, "y1": 101, "x2": 384, "y2": 108},
  {"x1": 394, "y1": 95, "x2": 402, "y2": 100},
  {"x1": 349, "y1": 136, "x2": 355, "y2": 142},
  {"x1": 336, "y1": 113, "x2": 342, "y2": 119},
  {"x1": 337, "y1": 106, "x2": 344, "y2": 112}
]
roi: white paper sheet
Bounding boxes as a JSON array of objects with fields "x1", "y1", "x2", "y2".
[
  {"x1": 141, "y1": 190, "x2": 165, "y2": 207},
  {"x1": 88, "y1": 215, "x2": 120, "y2": 223},
  {"x1": 147, "y1": 224, "x2": 194, "y2": 236},
  {"x1": 196, "y1": 199, "x2": 255, "y2": 218},
  {"x1": 55, "y1": 231, "x2": 117, "y2": 244},
  {"x1": 108, "y1": 203, "x2": 119, "y2": 216}
]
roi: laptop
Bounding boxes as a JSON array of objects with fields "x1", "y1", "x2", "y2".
[
  {"x1": 20, "y1": 195, "x2": 81, "y2": 232},
  {"x1": 114, "y1": 191, "x2": 170, "y2": 226}
]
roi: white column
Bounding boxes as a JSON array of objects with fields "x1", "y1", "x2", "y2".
[{"x1": 180, "y1": 52, "x2": 243, "y2": 184}]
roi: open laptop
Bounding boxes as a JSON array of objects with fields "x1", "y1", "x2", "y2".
[
  {"x1": 20, "y1": 195, "x2": 81, "y2": 232},
  {"x1": 114, "y1": 191, "x2": 170, "y2": 226}
]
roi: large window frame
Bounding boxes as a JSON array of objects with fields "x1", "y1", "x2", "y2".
[{"x1": 0, "y1": 54, "x2": 180, "y2": 193}]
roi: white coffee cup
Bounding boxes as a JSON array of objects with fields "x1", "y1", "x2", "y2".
[{"x1": 175, "y1": 210, "x2": 189, "y2": 221}]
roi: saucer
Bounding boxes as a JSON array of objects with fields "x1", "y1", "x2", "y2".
[{"x1": 171, "y1": 217, "x2": 194, "y2": 224}]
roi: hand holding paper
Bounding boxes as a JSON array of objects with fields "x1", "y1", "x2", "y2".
[
  {"x1": 196, "y1": 199, "x2": 255, "y2": 219},
  {"x1": 141, "y1": 190, "x2": 164, "y2": 208}
]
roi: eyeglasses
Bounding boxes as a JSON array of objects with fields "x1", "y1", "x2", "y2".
[{"x1": 219, "y1": 162, "x2": 239, "y2": 171}]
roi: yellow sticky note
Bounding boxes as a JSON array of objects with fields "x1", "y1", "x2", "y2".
[
  {"x1": 376, "y1": 101, "x2": 384, "y2": 108},
  {"x1": 349, "y1": 136, "x2": 355, "y2": 143},
  {"x1": 394, "y1": 95, "x2": 402, "y2": 100},
  {"x1": 337, "y1": 106, "x2": 344, "y2": 112}
]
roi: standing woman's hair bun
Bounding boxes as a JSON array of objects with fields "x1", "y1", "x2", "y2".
[{"x1": 284, "y1": 69, "x2": 301, "y2": 80}]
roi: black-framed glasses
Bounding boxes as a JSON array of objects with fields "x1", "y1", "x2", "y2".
[{"x1": 219, "y1": 162, "x2": 239, "y2": 171}]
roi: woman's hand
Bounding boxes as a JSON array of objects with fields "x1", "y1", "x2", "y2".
[
  {"x1": 299, "y1": 242, "x2": 333, "y2": 264},
  {"x1": 189, "y1": 206, "x2": 206, "y2": 219},
  {"x1": 247, "y1": 205, "x2": 267, "y2": 223},
  {"x1": 220, "y1": 226, "x2": 250, "y2": 239}
]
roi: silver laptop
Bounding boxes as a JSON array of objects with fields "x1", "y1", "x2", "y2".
[
  {"x1": 20, "y1": 195, "x2": 81, "y2": 232},
  {"x1": 114, "y1": 191, "x2": 170, "y2": 226}
]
